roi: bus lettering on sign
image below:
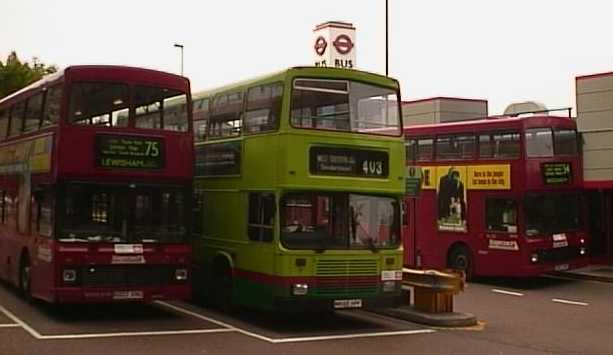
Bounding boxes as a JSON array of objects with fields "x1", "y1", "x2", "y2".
[
  {"x1": 95, "y1": 135, "x2": 164, "y2": 169},
  {"x1": 542, "y1": 162, "x2": 572, "y2": 184},
  {"x1": 310, "y1": 147, "x2": 388, "y2": 178}
]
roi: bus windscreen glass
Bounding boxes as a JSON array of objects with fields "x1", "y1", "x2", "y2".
[
  {"x1": 290, "y1": 79, "x2": 401, "y2": 136},
  {"x1": 59, "y1": 183, "x2": 188, "y2": 243},
  {"x1": 281, "y1": 193, "x2": 400, "y2": 250},
  {"x1": 524, "y1": 192, "x2": 581, "y2": 237}
]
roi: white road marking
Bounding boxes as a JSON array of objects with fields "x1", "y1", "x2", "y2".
[
  {"x1": 1, "y1": 298, "x2": 435, "y2": 342},
  {"x1": 0, "y1": 303, "x2": 43, "y2": 338},
  {"x1": 36, "y1": 328, "x2": 234, "y2": 340},
  {"x1": 156, "y1": 301, "x2": 277, "y2": 343},
  {"x1": 0, "y1": 302, "x2": 234, "y2": 340},
  {"x1": 271, "y1": 329, "x2": 436, "y2": 344},
  {"x1": 552, "y1": 298, "x2": 589, "y2": 306},
  {"x1": 0, "y1": 324, "x2": 21, "y2": 328},
  {"x1": 492, "y1": 289, "x2": 524, "y2": 297},
  {"x1": 157, "y1": 301, "x2": 436, "y2": 344}
]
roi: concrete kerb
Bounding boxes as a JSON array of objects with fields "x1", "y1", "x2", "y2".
[{"x1": 373, "y1": 306, "x2": 478, "y2": 327}]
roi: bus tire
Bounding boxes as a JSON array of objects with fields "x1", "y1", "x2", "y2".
[
  {"x1": 213, "y1": 260, "x2": 234, "y2": 312},
  {"x1": 447, "y1": 245, "x2": 473, "y2": 280},
  {"x1": 19, "y1": 253, "x2": 33, "y2": 301}
]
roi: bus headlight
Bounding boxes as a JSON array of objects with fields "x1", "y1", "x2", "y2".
[
  {"x1": 530, "y1": 253, "x2": 539, "y2": 263},
  {"x1": 175, "y1": 268, "x2": 188, "y2": 281},
  {"x1": 63, "y1": 269, "x2": 77, "y2": 283},
  {"x1": 382, "y1": 280, "x2": 396, "y2": 292},
  {"x1": 580, "y1": 248, "x2": 587, "y2": 256},
  {"x1": 292, "y1": 283, "x2": 309, "y2": 296}
]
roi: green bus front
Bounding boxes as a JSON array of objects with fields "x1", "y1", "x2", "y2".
[{"x1": 193, "y1": 67, "x2": 405, "y2": 312}]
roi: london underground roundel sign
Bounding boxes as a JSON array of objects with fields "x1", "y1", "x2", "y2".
[
  {"x1": 314, "y1": 36, "x2": 327, "y2": 56},
  {"x1": 333, "y1": 34, "x2": 354, "y2": 55}
]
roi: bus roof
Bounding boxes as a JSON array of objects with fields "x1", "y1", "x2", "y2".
[
  {"x1": 193, "y1": 66, "x2": 400, "y2": 100},
  {"x1": 0, "y1": 65, "x2": 189, "y2": 107},
  {"x1": 404, "y1": 115, "x2": 576, "y2": 135}
]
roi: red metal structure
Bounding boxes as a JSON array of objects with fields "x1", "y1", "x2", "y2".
[
  {"x1": 403, "y1": 114, "x2": 590, "y2": 277},
  {"x1": 0, "y1": 66, "x2": 193, "y2": 303}
]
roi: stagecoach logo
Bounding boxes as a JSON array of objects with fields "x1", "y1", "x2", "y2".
[
  {"x1": 314, "y1": 36, "x2": 327, "y2": 56},
  {"x1": 333, "y1": 34, "x2": 354, "y2": 55}
]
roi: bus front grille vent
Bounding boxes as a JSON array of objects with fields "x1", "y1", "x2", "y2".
[{"x1": 314, "y1": 259, "x2": 379, "y2": 296}]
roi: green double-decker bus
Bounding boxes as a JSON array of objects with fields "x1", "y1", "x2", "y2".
[{"x1": 192, "y1": 67, "x2": 405, "y2": 312}]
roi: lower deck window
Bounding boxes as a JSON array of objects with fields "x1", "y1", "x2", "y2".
[{"x1": 485, "y1": 198, "x2": 517, "y2": 233}]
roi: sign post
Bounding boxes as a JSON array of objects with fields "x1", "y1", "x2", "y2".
[
  {"x1": 405, "y1": 166, "x2": 423, "y2": 197},
  {"x1": 313, "y1": 21, "x2": 356, "y2": 69}
]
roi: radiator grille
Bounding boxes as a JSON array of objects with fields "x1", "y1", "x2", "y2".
[
  {"x1": 314, "y1": 259, "x2": 379, "y2": 296},
  {"x1": 80, "y1": 265, "x2": 174, "y2": 287}
]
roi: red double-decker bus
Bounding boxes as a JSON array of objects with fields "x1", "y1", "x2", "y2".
[
  {"x1": 403, "y1": 114, "x2": 590, "y2": 277},
  {"x1": 0, "y1": 65, "x2": 193, "y2": 303}
]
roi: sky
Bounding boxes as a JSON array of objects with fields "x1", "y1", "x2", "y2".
[{"x1": 3, "y1": 0, "x2": 613, "y2": 115}]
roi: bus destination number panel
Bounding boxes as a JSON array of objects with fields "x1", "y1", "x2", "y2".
[
  {"x1": 309, "y1": 146, "x2": 389, "y2": 178},
  {"x1": 95, "y1": 135, "x2": 165, "y2": 169}
]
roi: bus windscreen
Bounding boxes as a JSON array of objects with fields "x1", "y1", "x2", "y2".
[{"x1": 290, "y1": 79, "x2": 401, "y2": 136}]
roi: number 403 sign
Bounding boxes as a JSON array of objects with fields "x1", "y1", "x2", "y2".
[{"x1": 362, "y1": 160, "x2": 383, "y2": 176}]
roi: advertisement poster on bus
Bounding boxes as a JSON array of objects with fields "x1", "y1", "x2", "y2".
[{"x1": 436, "y1": 166, "x2": 467, "y2": 232}]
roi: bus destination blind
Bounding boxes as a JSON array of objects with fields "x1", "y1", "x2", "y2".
[
  {"x1": 310, "y1": 146, "x2": 389, "y2": 178},
  {"x1": 95, "y1": 135, "x2": 165, "y2": 169}
]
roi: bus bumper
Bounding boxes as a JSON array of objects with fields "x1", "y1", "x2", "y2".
[
  {"x1": 272, "y1": 294, "x2": 402, "y2": 313},
  {"x1": 517, "y1": 256, "x2": 591, "y2": 277},
  {"x1": 51, "y1": 285, "x2": 191, "y2": 304}
]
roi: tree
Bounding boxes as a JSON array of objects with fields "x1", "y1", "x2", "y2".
[{"x1": 0, "y1": 51, "x2": 58, "y2": 99}]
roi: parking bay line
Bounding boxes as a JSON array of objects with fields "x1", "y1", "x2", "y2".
[
  {"x1": 492, "y1": 289, "x2": 524, "y2": 297},
  {"x1": 0, "y1": 302, "x2": 235, "y2": 340},
  {"x1": 0, "y1": 324, "x2": 21, "y2": 328},
  {"x1": 552, "y1": 298, "x2": 589, "y2": 307},
  {"x1": 157, "y1": 301, "x2": 436, "y2": 344}
]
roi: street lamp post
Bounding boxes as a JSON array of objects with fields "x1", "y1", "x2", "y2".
[
  {"x1": 174, "y1": 43, "x2": 184, "y2": 76},
  {"x1": 385, "y1": 0, "x2": 389, "y2": 77}
]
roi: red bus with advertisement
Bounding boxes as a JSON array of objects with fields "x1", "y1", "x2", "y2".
[
  {"x1": 0, "y1": 65, "x2": 193, "y2": 303},
  {"x1": 403, "y1": 114, "x2": 590, "y2": 277}
]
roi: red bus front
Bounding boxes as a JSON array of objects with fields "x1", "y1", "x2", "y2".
[
  {"x1": 0, "y1": 66, "x2": 193, "y2": 303},
  {"x1": 404, "y1": 115, "x2": 590, "y2": 277}
]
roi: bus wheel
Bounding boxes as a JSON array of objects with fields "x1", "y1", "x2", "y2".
[
  {"x1": 448, "y1": 245, "x2": 473, "y2": 280},
  {"x1": 19, "y1": 255, "x2": 33, "y2": 301},
  {"x1": 213, "y1": 263, "x2": 234, "y2": 312}
]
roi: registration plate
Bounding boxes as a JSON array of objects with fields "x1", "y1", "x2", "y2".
[
  {"x1": 113, "y1": 290, "x2": 144, "y2": 300},
  {"x1": 555, "y1": 264, "x2": 570, "y2": 271},
  {"x1": 333, "y1": 299, "x2": 362, "y2": 309}
]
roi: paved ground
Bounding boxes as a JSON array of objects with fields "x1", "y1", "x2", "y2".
[{"x1": 1, "y1": 273, "x2": 612, "y2": 355}]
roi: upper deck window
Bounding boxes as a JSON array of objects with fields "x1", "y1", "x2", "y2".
[
  {"x1": 134, "y1": 86, "x2": 188, "y2": 132},
  {"x1": 479, "y1": 132, "x2": 520, "y2": 159},
  {"x1": 42, "y1": 85, "x2": 61, "y2": 127},
  {"x1": 69, "y1": 82, "x2": 129, "y2": 127},
  {"x1": 435, "y1": 135, "x2": 475, "y2": 160},
  {"x1": 244, "y1": 83, "x2": 283, "y2": 134},
  {"x1": 0, "y1": 109, "x2": 8, "y2": 138},
  {"x1": 416, "y1": 138, "x2": 434, "y2": 161},
  {"x1": 9, "y1": 101, "x2": 25, "y2": 136},
  {"x1": 553, "y1": 129, "x2": 578, "y2": 156},
  {"x1": 525, "y1": 128, "x2": 553, "y2": 157},
  {"x1": 208, "y1": 92, "x2": 243, "y2": 138},
  {"x1": 290, "y1": 79, "x2": 401, "y2": 136},
  {"x1": 193, "y1": 98, "x2": 210, "y2": 142},
  {"x1": 23, "y1": 93, "x2": 43, "y2": 133}
]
